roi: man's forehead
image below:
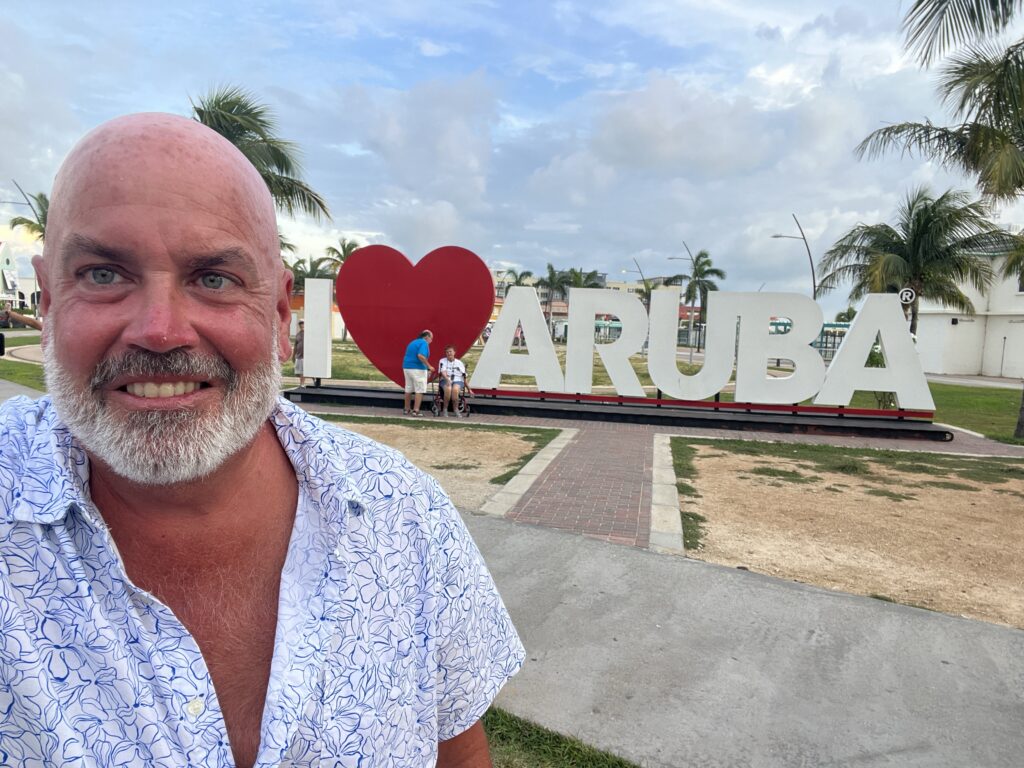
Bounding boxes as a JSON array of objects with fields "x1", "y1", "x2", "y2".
[{"x1": 45, "y1": 113, "x2": 278, "y2": 265}]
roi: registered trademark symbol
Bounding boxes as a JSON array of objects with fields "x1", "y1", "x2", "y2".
[{"x1": 898, "y1": 288, "x2": 916, "y2": 305}]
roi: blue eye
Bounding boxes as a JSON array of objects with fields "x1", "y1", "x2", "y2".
[
  {"x1": 200, "y1": 274, "x2": 227, "y2": 290},
  {"x1": 89, "y1": 267, "x2": 118, "y2": 285}
]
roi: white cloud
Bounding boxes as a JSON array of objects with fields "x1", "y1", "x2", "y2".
[
  {"x1": 418, "y1": 39, "x2": 451, "y2": 57},
  {"x1": 590, "y1": 74, "x2": 778, "y2": 178},
  {"x1": 0, "y1": 0, "x2": 999, "y2": 323}
]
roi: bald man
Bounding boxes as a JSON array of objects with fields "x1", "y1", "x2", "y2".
[{"x1": 0, "y1": 114, "x2": 523, "y2": 768}]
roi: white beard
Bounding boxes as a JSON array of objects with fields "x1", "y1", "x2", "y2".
[{"x1": 44, "y1": 333, "x2": 282, "y2": 486}]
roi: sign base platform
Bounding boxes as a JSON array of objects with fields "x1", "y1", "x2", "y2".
[{"x1": 285, "y1": 385, "x2": 953, "y2": 442}]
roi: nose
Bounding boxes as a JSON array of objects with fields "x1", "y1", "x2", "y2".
[{"x1": 121, "y1": 279, "x2": 200, "y2": 353}]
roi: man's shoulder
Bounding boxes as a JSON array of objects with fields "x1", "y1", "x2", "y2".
[
  {"x1": 0, "y1": 395, "x2": 54, "y2": 451},
  {"x1": 0, "y1": 397, "x2": 70, "y2": 523},
  {"x1": 273, "y1": 398, "x2": 440, "y2": 505}
]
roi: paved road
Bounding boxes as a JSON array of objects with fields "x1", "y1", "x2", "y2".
[
  {"x1": 468, "y1": 514, "x2": 1024, "y2": 768},
  {"x1": 0, "y1": 378, "x2": 41, "y2": 400}
]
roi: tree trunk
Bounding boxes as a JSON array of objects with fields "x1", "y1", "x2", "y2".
[
  {"x1": 909, "y1": 298, "x2": 919, "y2": 336},
  {"x1": 1016, "y1": 385, "x2": 1024, "y2": 439}
]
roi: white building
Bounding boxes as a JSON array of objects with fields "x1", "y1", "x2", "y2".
[
  {"x1": 0, "y1": 241, "x2": 40, "y2": 308},
  {"x1": 915, "y1": 256, "x2": 1024, "y2": 378}
]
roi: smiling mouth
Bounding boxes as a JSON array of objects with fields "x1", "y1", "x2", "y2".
[{"x1": 120, "y1": 381, "x2": 212, "y2": 398}]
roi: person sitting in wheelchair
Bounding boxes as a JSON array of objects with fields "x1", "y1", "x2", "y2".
[{"x1": 438, "y1": 345, "x2": 472, "y2": 417}]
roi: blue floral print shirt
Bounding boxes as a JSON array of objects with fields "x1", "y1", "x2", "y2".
[{"x1": 0, "y1": 395, "x2": 524, "y2": 766}]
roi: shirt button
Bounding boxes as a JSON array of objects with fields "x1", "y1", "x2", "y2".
[{"x1": 185, "y1": 698, "x2": 205, "y2": 718}]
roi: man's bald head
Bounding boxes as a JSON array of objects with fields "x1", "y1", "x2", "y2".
[{"x1": 42, "y1": 112, "x2": 279, "y2": 272}]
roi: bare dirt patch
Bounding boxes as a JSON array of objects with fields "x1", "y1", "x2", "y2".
[
  {"x1": 682, "y1": 445, "x2": 1024, "y2": 629},
  {"x1": 330, "y1": 421, "x2": 537, "y2": 512}
]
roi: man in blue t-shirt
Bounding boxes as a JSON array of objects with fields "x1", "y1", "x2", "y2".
[{"x1": 402, "y1": 329, "x2": 434, "y2": 415}]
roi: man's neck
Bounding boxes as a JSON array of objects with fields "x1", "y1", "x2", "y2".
[{"x1": 87, "y1": 422, "x2": 298, "y2": 551}]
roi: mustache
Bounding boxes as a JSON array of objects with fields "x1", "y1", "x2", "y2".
[{"x1": 89, "y1": 349, "x2": 236, "y2": 391}]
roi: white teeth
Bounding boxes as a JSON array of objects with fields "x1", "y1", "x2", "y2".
[{"x1": 126, "y1": 382, "x2": 201, "y2": 398}]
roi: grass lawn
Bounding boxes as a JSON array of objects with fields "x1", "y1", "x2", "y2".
[
  {"x1": 318, "y1": 413, "x2": 559, "y2": 484},
  {"x1": 0, "y1": 359, "x2": 45, "y2": 391},
  {"x1": 484, "y1": 708, "x2": 638, "y2": 768},
  {"x1": 2, "y1": 334, "x2": 42, "y2": 349},
  {"x1": 670, "y1": 436, "x2": 1024, "y2": 550},
  {"x1": 844, "y1": 384, "x2": 1023, "y2": 444}
]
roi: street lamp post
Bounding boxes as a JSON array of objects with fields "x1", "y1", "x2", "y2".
[
  {"x1": 668, "y1": 242, "x2": 697, "y2": 364},
  {"x1": 771, "y1": 213, "x2": 817, "y2": 299},
  {"x1": 621, "y1": 258, "x2": 651, "y2": 355}
]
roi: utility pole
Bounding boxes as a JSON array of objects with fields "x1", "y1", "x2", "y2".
[{"x1": 669, "y1": 243, "x2": 697, "y2": 364}]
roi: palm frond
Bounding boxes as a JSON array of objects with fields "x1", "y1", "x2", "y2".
[
  {"x1": 8, "y1": 216, "x2": 44, "y2": 240},
  {"x1": 822, "y1": 186, "x2": 999, "y2": 318},
  {"x1": 260, "y1": 171, "x2": 331, "y2": 220},
  {"x1": 858, "y1": 121, "x2": 972, "y2": 166},
  {"x1": 903, "y1": 0, "x2": 1023, "y2": 65},
  {"x1": 192, "y1": 85, "x2": 330, "y2": 221}
]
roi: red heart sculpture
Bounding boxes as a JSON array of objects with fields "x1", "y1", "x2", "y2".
[{"x1": 335, "y1": 245, "x2": 495, "y2": 386}]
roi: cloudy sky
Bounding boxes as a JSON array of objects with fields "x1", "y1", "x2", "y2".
[{"x1": 2, "y1": 1, "x2": 1018, "y2": 317}]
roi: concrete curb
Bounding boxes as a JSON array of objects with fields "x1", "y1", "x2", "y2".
[
  {"x1": 936, "y1": 422, "x2": 987, "y2": 439},
  {"x1": 479, "y1": 428, "x2": 579, "y2": 517},
  {"x1": 648, "y1": 433, "x2": 685, "y2": 555}
]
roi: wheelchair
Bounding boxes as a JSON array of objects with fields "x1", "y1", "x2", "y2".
[{"x1": 429, "y1": 376, "x2": 471, "y2": 418}]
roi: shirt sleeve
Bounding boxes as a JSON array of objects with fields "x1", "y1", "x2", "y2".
[{"x1": 426, "y1": 476, "x2": 525, "y2": 740}]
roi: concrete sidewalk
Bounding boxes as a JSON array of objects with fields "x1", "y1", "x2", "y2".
[
  {"x1": 0, "y1": 379, "x2": 42, "y2": 400},
  {"x1": 927, "y1": 373, "x2": 1023, "y2": 390},
  {"x1": 467, "y1": 514, "x2": 1024, "y2": 768}
]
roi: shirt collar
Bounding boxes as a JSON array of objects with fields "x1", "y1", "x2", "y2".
[
  {"x1": 5, "y1": 396, "x2": 92, "y2": 524},
  {"x1": 269, "y1": 397, "x2": 370, "y2": 519},
  {"x1": 6, "y1": 396, "x2": 369, "y2": 524}
]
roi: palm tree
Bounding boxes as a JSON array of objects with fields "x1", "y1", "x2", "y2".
[
  {"x1": 324, "y1": 237, "x2": 361, "y2": 340},
  {"x1": 858, "y1": 40, "x2": 1024, "y2": 202},
  {"x1": 8, "y1": 184, "x2": 48, "y2": 242},
  {"x1": 868, "y1": 3, "x2": 1024, "y2": 435},
  {"x1": 497, "y1": 268, "x2": 533, "y2": 299},
  {"x1": 502, "y1": 268, "x2": 534, "y2": 286},
  {"x1": 191, "y1": 86, "x2": 330, "y2": 221},
  {"x1": 637, "y1": 279, "x2": 656, "y2": 309},
  {"x1": 279, "y1": 230, "x2": 298, "y2": 257},
  {"x1": 817, "y1": 187, "x2": 1017, "y2": 335},
  {"x1": 680, "y1": 250, "x2": 726, "y2": 349},
  {"x1": 903, "y1": 0, "x2": 1023, "y2": 65},
  {"x1": 534, "y1": 263, "x2": 570, "y2": 337},
  {"x1": 324, "y1": 237, "x2": 361, "y2": 270},
  {"x1": 563, "y1": 267, "x2": 603, "y2": 290},
  {"x1": 834, "y1": 307, "x2": 858, "y2": 323},
  {"x1": 287, "y1": 256, "x2": 338, "y2": 294}
]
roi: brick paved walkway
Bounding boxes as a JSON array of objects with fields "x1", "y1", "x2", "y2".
[
  {"x1": 507, "y1": 426, "x2": 653, "y2": 548},
  {"x1": 300, "y1": 399, "x2": 1024, "y2": 551}
]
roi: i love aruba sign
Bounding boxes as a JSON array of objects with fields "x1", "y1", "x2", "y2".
[{"x1": 333, "y1": 245, "x2": 935, "y2": 412}]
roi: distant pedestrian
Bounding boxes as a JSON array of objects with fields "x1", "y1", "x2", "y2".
[
  {"x1": 438, "y1": 345, "x2": 472, "y2": 417},
  {"x1": 292, "y1": 319, "x2": 306, "y2": 386},
  {"x1": 402, "y1": 329, "x2": 434, "y2": 415}
]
